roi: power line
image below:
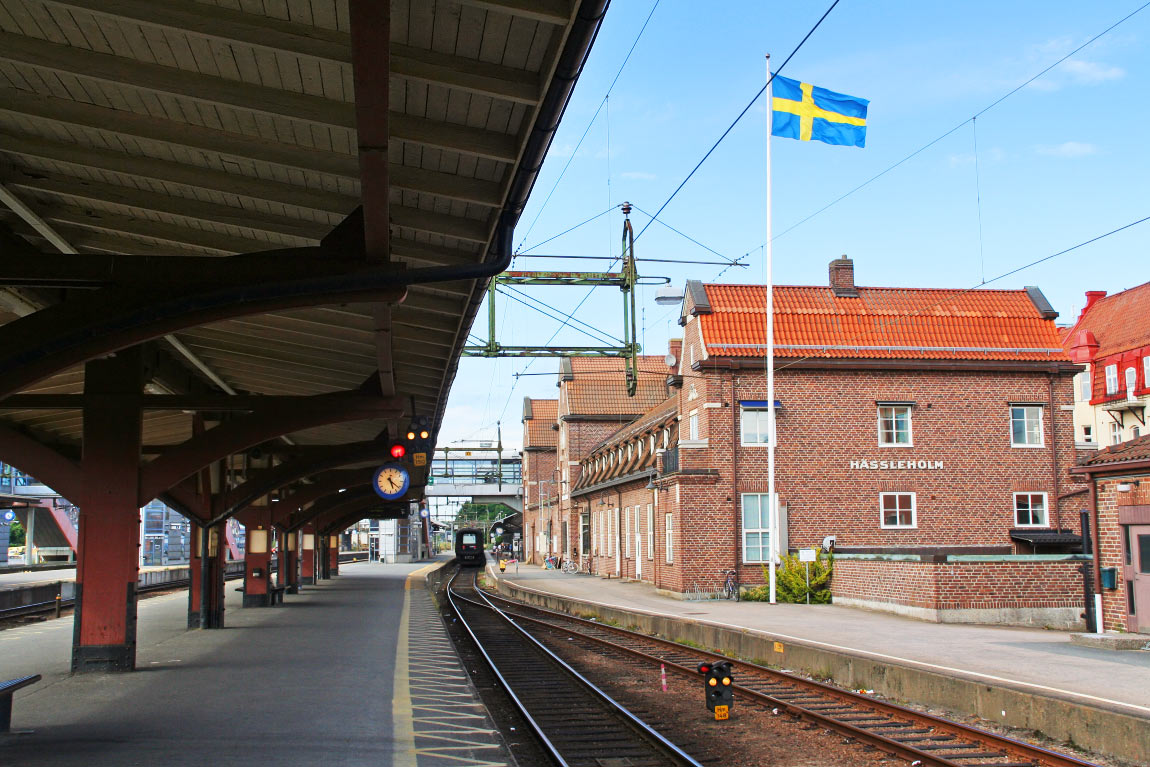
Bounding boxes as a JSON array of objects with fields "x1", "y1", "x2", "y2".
[
  {"x1": 514, "y1": 253, "x2": 747, "y2": 267},
  {"x1": 774, "y1": 212, "x2": 1150, "y2": 373},
  {"x1": 499, "y1": 285, "x2": 623, "y2": 345},
  {"x1": 517, "y1": 204, "x2": 618, "y2": 255},
  {"x1": 499, "y1": 1, "x2": 842, "y2": 417},
  {"x1": 772, "y1": 1, "x2": 1150, "y2": 243},
  {"x1": 633, "y1": 0, "x2": 843, "y2": 244},
  {"x1": 629, "y1": 203, "x2": 738, "y2": 264},
  {"x1": 515, "y1": 0, "x2": 663, "y2": 253}
]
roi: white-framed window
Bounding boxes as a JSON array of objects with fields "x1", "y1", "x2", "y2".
[
  {"x1": 741, "y1": 493, "x2": 773, "y2": 563},
  {"x1": 1105, "y1": 364, "x2": 1119, "y2": 394},
  {"x1": 1078, "y1": 372, "x2": 1091, "y2": 402},
  {"x1": 1082, "y1": 425, "x2": 1094, "y2": 444},
  {"x1": 624, "y1": 507, "x2": 630, "y2": 558},
  {"x1": 1125, "y1": 367, "x2": 1137, "y2": 396},
  {"x1": 627, "y1": 443, "x2": 634, "y2": 461},
  {"x1": 663, "y1": 429, "x2": 670, "y2": 449},
  {"x1": 646, "y1": 504, "x2": 654, "y2": 560},
  {"x1": 665, "y1": 512, "x2": 674, "y2": 564},
  {"x1": 740, "y1": 407, "x2": 771, "y2": 445},
  {"x1": 1014, "y1": 492, "x2": 1048, "y2": 527},
  {"x1": 1144, "y1": 356, "x2": 1150, "y2": 388},
  {"x1": 880, "y1": 492, "x2": 917, "y2": 529},
  {"x1": 1134, "y1": 426, "x2": 1142, "y2": 439},
  {"x1": 1110, "y1": 421, "x2": 1123, "y2": 446},
  {"x1": 688, "y1": 410, "x2": 699, "y2": 441},
  {"x1": 1010, "y1": 405, "x2": 1044, "y2": 447},
  {"x1": 877, "y1": 405, "x2": 913, "y2": 446}
]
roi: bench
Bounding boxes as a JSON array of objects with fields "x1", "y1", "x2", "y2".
[
  {"x1": 268, "y1": 585, "x2": 288, "y2": 606},
  {"x1": 1, "y1": 674, "x2": 40, "y2": 734}
]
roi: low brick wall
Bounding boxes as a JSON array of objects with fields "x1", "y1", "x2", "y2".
[{"x1": 831, "y1": 554, "x2": 1088, "y2": 627}]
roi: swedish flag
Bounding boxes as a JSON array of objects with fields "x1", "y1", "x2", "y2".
[{"x1": 772, "y1": 75, "x2": 868, "y2": 148}]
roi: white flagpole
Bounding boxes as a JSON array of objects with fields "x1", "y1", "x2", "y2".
[{"x1": 765, "y1": 54, "x2": 777, "y2": 605}]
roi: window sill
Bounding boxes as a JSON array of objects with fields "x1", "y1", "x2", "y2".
[
  {"x1": 880, "y1": 525, "x2": 918, "y2": 530},
  {"x1": 1010, "y1": 443, "x2": 1046, "y2": 449},
  {"x1": 878, "y1": 442, "x2": 914, "y2": 449},
  {"x1": 740, "y1": 441, "x2": 771, "y2": 447},
  {"x1": 678, "y1": 439, "x2": 709, "y2": 449},
  {"x1": 1013, "y1": 524, "x2": 1049, "y2": 529}
]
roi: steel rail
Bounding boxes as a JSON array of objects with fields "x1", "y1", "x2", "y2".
[
  {"x1": 446, "y1": 568, "x2": 703, "y2": 767},
  {"x1": 481, "y1": 589, "x2": 1101, "y2": 767}
]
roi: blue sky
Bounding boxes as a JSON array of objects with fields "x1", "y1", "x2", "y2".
[{"x1": 438, "y1": 0, "x2": 1150, "y2": 451}]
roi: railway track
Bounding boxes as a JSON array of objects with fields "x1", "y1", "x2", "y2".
[
  {"x1": 479, "y1": 584, "x2": 1102, "y2": 767},
  {"x1": 446, "y1": 568, "x2": 704, "y2": 767}
]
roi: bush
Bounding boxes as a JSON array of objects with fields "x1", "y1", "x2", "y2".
[{"x1": 742, "y1": 550, "x2": 833, "y2": 604}]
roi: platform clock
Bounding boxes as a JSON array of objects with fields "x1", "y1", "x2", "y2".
[{"x1": 372, "y1": 463, "x2": 410, "y2": 501}]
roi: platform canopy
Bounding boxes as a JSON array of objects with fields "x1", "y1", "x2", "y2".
[{"x1": 0, "y1": 0, "x2": 608, "y2": 530}]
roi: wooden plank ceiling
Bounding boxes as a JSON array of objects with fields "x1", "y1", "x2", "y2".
[{"x1": 0, "y1": 0, "x2": 584, "y2": 451}]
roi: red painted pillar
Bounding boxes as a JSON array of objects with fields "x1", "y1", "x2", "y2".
[
  {"x1": 285, "y1": 531, "x2": 300, "y2": 593},
  {"x1": 73, "y1": 348, "x2": 143, "y2": 673},
  {"x1": 300, "y1": 524, "x2": 317, "y2": 584},
  {"x1": 188, "y1": 522, "x2": 204, "y2": 628},
  {"x1": 194, "y1": 523, "x2": 227, "y2": 628},
  {"x1": 329, "y1": 534, "x2": 340, "y2": 576},
  {"x1": 242, "y1": 508, "x2": 273, "y2": 607}
]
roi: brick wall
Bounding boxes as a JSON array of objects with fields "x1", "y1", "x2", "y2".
[
  {"x1": 831, "y1": 557, "x2": 1085, "y2": 626},
  {"x1": 1093, "y1": 476, "x2": 1150, "y2": 632}
]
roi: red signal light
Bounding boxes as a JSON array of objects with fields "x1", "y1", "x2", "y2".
[
  {"x1": 390, "y1": 444, "x2": 406, "y2": 459},
  {"x1": 697, "y1": 663, "x2": 712, "y2": 674}
]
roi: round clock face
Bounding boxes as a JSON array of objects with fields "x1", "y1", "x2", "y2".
[{"x1": 372, "y1": 462, "x2": 410, "y2": 500}]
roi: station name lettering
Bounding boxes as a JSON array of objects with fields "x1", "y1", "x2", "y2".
[{"x1": 850, "y1": 459, "x2": 944, "y2": 471}]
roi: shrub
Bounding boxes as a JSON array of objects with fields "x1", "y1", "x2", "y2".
[{"x1": 741, "y1": 550, "x2": 833, "y2": 603}]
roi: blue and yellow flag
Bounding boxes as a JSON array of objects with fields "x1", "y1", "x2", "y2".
[{"x1": 772, "y1": 75, "x2": 868, "y2": 148}]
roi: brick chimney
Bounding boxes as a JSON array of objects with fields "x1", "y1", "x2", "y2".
[
  {"x1": 1079, "y1": 290, "x2": 1106, "y2": 321},
  {"x1": 829, "y1": 255, "x2": 858, "y2": 297}
]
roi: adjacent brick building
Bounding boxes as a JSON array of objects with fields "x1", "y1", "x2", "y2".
[
  {"x1": 1063, "y1": 281, "x2": 1150, "y2": 449},
  {"x1": 1071, "y1": 434, "x2": 1150, "y2": 634},
  {"x1": 521, "y1": 398, "x2": 558, "y2": 564},
  {"x1": 566, "y1": 257, "x2": 1090, "y2": 626}
]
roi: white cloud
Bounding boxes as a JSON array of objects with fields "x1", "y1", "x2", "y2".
[
  {"x1": 1035, "y1": 141, "x2": 1097, "y2": 158},
  {"x1": 1060, "y1": 58, "x2": 1125, "y2": 83},
  {"x1": 620, "y1": 171, "x2": 657, "y2": 181}
]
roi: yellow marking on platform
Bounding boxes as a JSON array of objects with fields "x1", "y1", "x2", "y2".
[{"x1": 391, "y1": 586, "x2": 418, "y2": 767}]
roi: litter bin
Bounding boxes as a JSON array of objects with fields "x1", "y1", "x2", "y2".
[{"x1": 1100, "y1": 567, "x2": 1118, "y2": 590}]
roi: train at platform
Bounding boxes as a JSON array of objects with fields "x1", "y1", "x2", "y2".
[{"x1": 454, "y1": 528, "x2": 485, "y2": 566}]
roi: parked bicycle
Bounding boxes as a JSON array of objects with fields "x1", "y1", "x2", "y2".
[
  {"x1": 722, "y1": 569, "x2": 740, "y2": 601},
  {"x1": 561, "y1": 557, "x2": 579, "y2": 574}
]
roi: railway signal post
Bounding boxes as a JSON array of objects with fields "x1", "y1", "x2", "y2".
[{"x1": 698, "y1": 661, "x2": 734, "y2": 720}]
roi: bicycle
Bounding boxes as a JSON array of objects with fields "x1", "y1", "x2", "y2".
[
  {"x1": 721, "y1": 569, "x2": 740, "y2": 601},
  {"x1": 561, "y1": 557, "x2": 579, "y2": 574}
]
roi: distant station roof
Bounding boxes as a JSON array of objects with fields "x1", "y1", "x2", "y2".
[
  {"x1": 522, "y1": 398, "x2": 558, "y2": 450},
  {"x1": 559, "y1": 356, "x2": 669, "y2": 418}
]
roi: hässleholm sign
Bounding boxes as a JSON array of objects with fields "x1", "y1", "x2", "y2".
[{"x1": 850, "y1": 459, "x2": 944, "y2": 471}]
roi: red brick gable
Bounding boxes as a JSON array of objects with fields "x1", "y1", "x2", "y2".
[
  {"x1": 561, "y1": 356, "x2": 669, "y2": 416},
  {"x1": 522, "y1": 399, "x2": 558, "y2": 449},
  {"x1": 700, "y1": 284, "x2": 1070, "y2": 362},
  {"x1": 1065, "y1": 281, "x2": 1150, "y2": 359}
]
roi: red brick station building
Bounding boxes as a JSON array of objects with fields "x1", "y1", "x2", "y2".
[{"x1": 523, "y1": 257, "x2": 1095, "y2": 627}]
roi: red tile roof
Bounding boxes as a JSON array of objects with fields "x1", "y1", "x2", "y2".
[
  {"x1": 700, "y1": 284, "x2": 1070, "y2": 362},
  {"x1": 563, "y1": 356, "x2": 669, "y2": 416},
  {"x1": 1080, "y1": 434, "x2": 1150, "y2": 466},
  {"x1": 522, "y1": 399, "x2": 557, "y2": 449},
  {"x1": 1063, "y1": 281, "x2": 1150, "y2": 360}
]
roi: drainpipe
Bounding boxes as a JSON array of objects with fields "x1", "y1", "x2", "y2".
[
  {"x1": 1048, "y1": 373, "x2": 1062, "y2": 531},
  {"x1": 615, "y1": 486, "x2": 624, "y2": 578},
  {"x1": 731, "y1": 371, "x2": 740, "y2": 575}
]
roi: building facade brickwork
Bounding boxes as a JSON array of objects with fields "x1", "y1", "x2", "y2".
[{"x1": 556, "y1": 258, "x2": 1093, "y2": 625}]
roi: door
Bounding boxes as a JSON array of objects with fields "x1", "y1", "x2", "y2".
[{"x1": 1128, "y1": 525, "x2": 1150, "y2": 633}]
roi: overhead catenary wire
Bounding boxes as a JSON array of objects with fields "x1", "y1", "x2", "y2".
[
  {"x1": 629, "y1": 204, "x2": 739, "y2": 264},
  {"x1": 499, "y1": 285, "x2": 623, "y2": 346},
  {"x1": 515, "y1": 0, "x2": 663, "y2": 253},
  {"x1": 633, "y1": 0, "x2": 843, "y2": 244},
  {"x1": 771, "y1": 0, "x2": 1150, "y2": 243},
  {"x1": 498, "y1": 1, "x2": 842, "y2": 420},
  {"x1": 773, "y1": 212, "x2": 1150, "y2": 374}
]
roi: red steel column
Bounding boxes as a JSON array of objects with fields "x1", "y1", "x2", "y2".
[
  {"x1": 72, "y1": 348, "x2": 143, "y2": 673},
  {"x1": 196, "y1": 523, "x2": 227, "y2": 628},
  {"x1": 188, "y1": 522, "x2": 203, "y2": 628},
  {"x1": 242, "y1": 508, "x2": 273, "y2": 607},
  {"x1": 300, "y1": 524, "x2": 317, "y2": 584},
  {"x1": 329, "y1": 534, "x2": 340, "y2": 576}
]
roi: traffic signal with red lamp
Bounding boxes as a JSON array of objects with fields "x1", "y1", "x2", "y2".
[
  {"x1": 389, "y1": 443, "x2": 407, "y2": 460},
  {"x1": 697, "y1": 660, "x2": 734, "y2": 719}
]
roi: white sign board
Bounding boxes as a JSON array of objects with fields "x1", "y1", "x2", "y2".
[{"x1": 798, "y1": 548, "x2": 817, "y2": 562}]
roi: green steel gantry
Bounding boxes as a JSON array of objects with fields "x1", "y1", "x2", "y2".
[{"x1": 463, "y1": 204, "x2": 652, "y2": 396}]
